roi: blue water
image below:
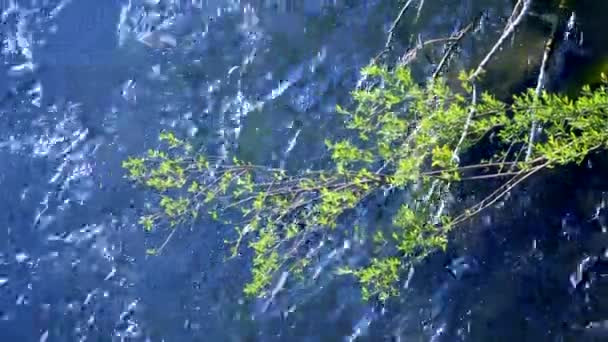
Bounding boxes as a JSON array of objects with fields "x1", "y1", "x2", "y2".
[
  {"x1": 2, "y1": 0, "x2": 608, "y2": 341},
  {"x1": 0, "y1": 1, "x2": 390, "y2": 340}
]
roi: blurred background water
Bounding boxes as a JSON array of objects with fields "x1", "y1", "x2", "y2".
[{"x1": 1, "y1": 0, "x2": 608, "y2": 341}]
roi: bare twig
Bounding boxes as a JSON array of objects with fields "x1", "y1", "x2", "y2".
[
  {"x1": 526, "y1": 15, "x2": 560, "y2": 160},
  {"x1": 497, "y1": 141, "x2": 516, "y2": 174},
  {"x1": 432, "y1": 20, "x2": 477, "y2": 79},
  {"x1": 469, "y1": 0, "x2": 531, "y2": 80},
  {"x1": 459, "y1": 171, "x2": 524, "y2": 181},
  {"x1": 415, "y1": 0, "x2": 425, "y2": 22},
  {"x1": 400, "y1": 33, "x2": 474, "y2": 67},
  {"x1": 452, "y1": 162, "x2": 549, "y2": 226},
  {"x1": 454, "y1": 83, "x2": 477, "y2": 158},
  {"x1": 432, "y1": 83, "x2": 478, "y2": 222},
  {"x1": 371, "y1": 0, "x2": 417, "y2": 64},
  {"x1": 422, "y1": 157, "x2": 544, "y2": 176},
  {"x1": 473, "y1": 143, "x2": 582, "y2": 219},
  {"x1": 385, "y1": 0, "x2": 417, "y2": 50},
  {"x1": 156, "y1": 227, "x2": 179, "y2": 255},
  {"x1": 453, "y1": 140, "x2": 602, "y2": 226}
]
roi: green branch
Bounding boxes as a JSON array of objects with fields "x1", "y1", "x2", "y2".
[{"x1": 123, "y1": 64, "x2": 608, "y2": 302}]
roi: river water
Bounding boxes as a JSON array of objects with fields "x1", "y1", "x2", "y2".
[{"x1": 1, "y1": 0, "x2": 608, "y2": 341}]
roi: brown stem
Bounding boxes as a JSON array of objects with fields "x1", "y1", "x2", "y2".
[
  {"x1": 452, "y1": 162, "x2": 549, "y2": 226},
  {"x1": 459, "y1": 171, "x2": 523, "y2": 181},
  {"x1": 422, "y1": 157, "x2": 545, "y2": 176}
]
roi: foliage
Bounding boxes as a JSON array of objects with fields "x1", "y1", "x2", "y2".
[{"x1": 123, "y1": 65, "x2": 608, "y2": 301}]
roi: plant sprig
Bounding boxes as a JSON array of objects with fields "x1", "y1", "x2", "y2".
[{"x1": 124, "y1": 64, "x2": 608, "y2": 301}]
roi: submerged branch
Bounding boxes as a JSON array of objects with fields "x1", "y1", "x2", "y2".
[
  {"x1": 452, "y1": 162, "x2": 549, "y2": 226},
  {"x1": 469, "y1": 0, "x2": 532, "y2": 80},
  {"x1": 415, "y1": 0, "x2": 425, "y2": 22},
  {"x1": 432, "y1": 18, "x2": 478, "y2": 79},
  {"x1": 526, "y1": 7, "x2": 562, "y2": 160},
  {"x1": 385, "y1": 0, "x2": 417, "y2": 50}
]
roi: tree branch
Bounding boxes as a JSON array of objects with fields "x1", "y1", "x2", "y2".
[
  {"x1": 385, "y1": 0, "x2": 417, "y2": 50},
  {"x1": 469, "y1": 0, "x2": 531, "y2": 80},
  {"x1": 372, "y1": 0, "x2": 418, "y2": 63},
  {"x1": 452, "y1": 162, "x2": 549, "y2": 226},
  {"x1": 432, "y1": 19, "x2": 477, "y2": 79},
  {"x1": 526, "y1": 10, "x2": 561, "y2": 160}
]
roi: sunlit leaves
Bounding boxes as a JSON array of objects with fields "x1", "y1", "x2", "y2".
[
  {"x1": 317, "y1": 188, "x2": 358, "y2": 228},
  {"x1": 393, "y1": 205, "x2": 448, "y2": 260},
  {"x1": 160, "y1": 196, "x2": 189, "y2": 218},
  {"x1": 326, "y1": 139, "x2": 373, "y2": 174},
  {"x1": 159, "y1": 131, "x2": 183, "y2": 149},
  {"x1": 352, "y1": 257, "x2": 401, "y2": 301},
  {"x1": 122, "y1": 157, "x2": 147, "y2": 180},
  {"x1": 431, "y1": 145, "x2": 454, "y2": 168},
  {"x1": 139, "y1": 215, "x2": 155, "y2": 232}
]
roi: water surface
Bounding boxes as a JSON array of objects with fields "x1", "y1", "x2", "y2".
[{"x1": 1, "y1": 0, "x2": 608, "y2": 341}]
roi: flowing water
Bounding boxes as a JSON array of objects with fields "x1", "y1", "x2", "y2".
[{"x1": 1, "y1": 0, "x2": 608, "y2": 341}]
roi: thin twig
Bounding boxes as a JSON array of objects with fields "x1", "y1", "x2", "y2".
[
  {"x1": 422, "y1": 157, "x2": 544, "y2": 176},
  {"x1": 497, "y1": 141, "x2": 516, "y2": 174},
  {"x1": 415, "y1": 0, "x2": 425, "y2": 22},
  {"x1": 506, "y1": 0, "x2": 524, "y2": 26},
  {"x1": 432, "y1": 20, "x2": 477, "y2": 79},
  {"x1": 459, "y1": 171, "x2": 523, "y2": 181},
  {"x1": 156, "y1": 227, "x2": 178, "y2": 255},
  {"x1": 452, "y1": 162, "x2": 549, "y2": 226},
  {"x1": 401, "y1": 35, "x2": 465, "y2": 65},
  {"x1": 526, "y1": 16, "x2": 559, "y2": 160},
  {"x1": 433, "y1": 83, "x2": 477, "y2": 222},
  {"x1": 372, "y1": 0, "x2": 418, "y2": 64},
  {"x1": 469, "y1": 0, "x2": 531, "y2": 80},
  {"x1": 385, "y1": 0, "x2": 417, "y2": 50},
  {"x1": 430, "y1": 81, "x2": 478, "y2": 223},
  {"x1": 454, "y1": 82, "x2": 477, "y2": 157}
]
